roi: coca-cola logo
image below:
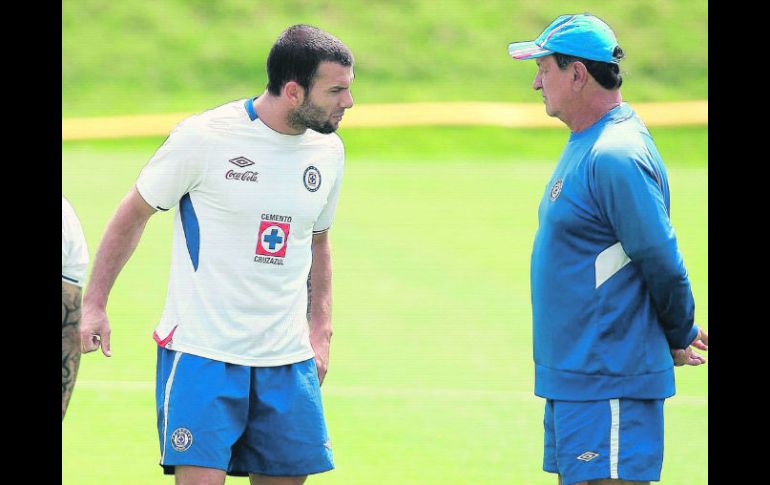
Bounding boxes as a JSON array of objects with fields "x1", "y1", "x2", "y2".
[{"x1": 225, "y1": 170, "x2": 259, "y2": 182}]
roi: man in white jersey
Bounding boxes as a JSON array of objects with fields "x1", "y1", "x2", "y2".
[
  {"x1": 62, "y1": 196, "x2": 89, "y2": 420},
  {"x1": 79, "y1": 25, "x2": 353, "y2": 484}
]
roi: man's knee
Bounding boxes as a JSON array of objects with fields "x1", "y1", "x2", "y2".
[
  {"x1": 249, "y1": 474, "x2": 308, "y2": 485},
  {"x1": 561, "y1": 478, "x2": 649, "y2": 484},
  {"x1": 587, "y1": 480, "x2": 650, "y2": 485},
  {"x1": 174, "y1": 465, "x2": 227, "y2": 485}
]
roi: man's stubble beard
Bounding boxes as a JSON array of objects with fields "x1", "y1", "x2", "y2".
[{"x1": 288, "y1": 98, "x2": 336, "y2": 134}]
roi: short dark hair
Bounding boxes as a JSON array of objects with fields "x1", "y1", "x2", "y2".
[
  {"x1": 553, "y1": 46, "x2": 625, "y2": 90},
  {"x1": 266, "y1": 24, "x2": 354, "y2": 96}
]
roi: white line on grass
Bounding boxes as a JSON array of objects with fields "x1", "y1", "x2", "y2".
[{"x1": 76, "y1": 380, "x2": 708, "y2": 405}]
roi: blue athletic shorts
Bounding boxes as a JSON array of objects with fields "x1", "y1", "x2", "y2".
[
  {"x1": 155, "y1": 347, "x2": 334, "y2": 477},
  {"x1": 543, "y1": 398, "x2": 664, "y2": 485}
]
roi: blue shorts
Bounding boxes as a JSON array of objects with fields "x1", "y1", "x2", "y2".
[
  {"x1": 155, "y1": 347, "x2": 334, "y2": 477},
  {"x1": 543, "y1": 398, "x2": 664, "y2": 485}
]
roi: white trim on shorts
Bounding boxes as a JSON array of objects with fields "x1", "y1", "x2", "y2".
[
  {"x1": 609, "y1": 398, "x2": 620, "y2": 479},
  {"x1": 161, "y1": 351, "x2": 183, "y2": 463}
]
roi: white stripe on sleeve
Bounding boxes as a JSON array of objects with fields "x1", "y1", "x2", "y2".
[{"x1": 595, "y1": 242, "x2": 631, "y2": 288}]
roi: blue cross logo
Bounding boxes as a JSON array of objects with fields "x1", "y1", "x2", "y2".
[{"x1": 263, "y1": 228, "x2": 284, "y2": 250}]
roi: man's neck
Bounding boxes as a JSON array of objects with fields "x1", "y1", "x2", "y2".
[
  {"x1": 252, "y1": 92, "x2": 306, "y2": 135},
  {"x1": 566, "y1": 91, "x2": 623, "y2": 133}
]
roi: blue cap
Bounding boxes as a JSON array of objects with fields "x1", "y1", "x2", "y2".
[{"x1": 508, "y1": 13, "x2": 620, "y2": 63}]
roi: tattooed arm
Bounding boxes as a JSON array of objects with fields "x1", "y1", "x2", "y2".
[{"x1": 62, "y1": 281, "x2": 82, "y2": 420}]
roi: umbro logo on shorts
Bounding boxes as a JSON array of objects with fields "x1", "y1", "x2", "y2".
[{"x1": 577, "y1": 451, "x2": 599, "y2": 462}]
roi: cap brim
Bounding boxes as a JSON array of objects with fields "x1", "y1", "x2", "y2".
[{"x1": 508, "y1": 41, "x2": 553, "y2": 60}]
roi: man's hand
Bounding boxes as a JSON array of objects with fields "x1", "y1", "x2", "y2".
[
  {"x1": 310, "y1": 326, "x2": 332, "y2": 385},
  {"x1": 76, "y1": 187, "x2": 157, "y2": 358},
  {"x1": 671, "y1": 327, "x2": 707, "y2": 366},
  {"x1": 79, "y1": 303, "x2": 112, "y2": 357}
]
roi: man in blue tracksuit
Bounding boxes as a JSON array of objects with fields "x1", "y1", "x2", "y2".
[{"x1": 507, "y1": 14, "x2": 708, "y2": 485}]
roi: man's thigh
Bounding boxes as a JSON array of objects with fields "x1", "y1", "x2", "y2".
[
  {"x1": 229, "y1": 358, "x2": 334, "y2": 477},
  {"x1": 156, "y1": 348, "x2": 251, "y2": 474},
  {"x1": 543, "y1": 398, "x2": 664, "y2": 485}
]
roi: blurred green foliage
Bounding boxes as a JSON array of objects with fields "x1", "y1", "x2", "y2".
[{"x1": 63, "y1": 0, "x2": 707, "y2": 117}]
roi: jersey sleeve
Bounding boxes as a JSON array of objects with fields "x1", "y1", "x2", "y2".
[
  {"x1": 591, "y1": 147, "x2": 698, "y2": 349},
  {"x1": 62, "y1": 198, "x2": 89, "y2": 287},
  {"x1": 135, "y1": 119, "x2": 208, "y2": 211},
  {"x1": 313, "y1": 143, "x2": 345, "y2": 233}
]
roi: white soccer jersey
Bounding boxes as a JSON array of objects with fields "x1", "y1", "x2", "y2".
[
  {"x1": 136, "y1": 98, "x2": 345, "y2": 366},
  {"x1": 62, "y1": 196, "x2": 89, "y2": 287}
]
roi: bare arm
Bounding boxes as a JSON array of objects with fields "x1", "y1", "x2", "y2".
[
  {"x1": 80, "y1": 186, "x2": 157, "y2": 356},
  {"x1": 62, "y1": 282, "x2": 82, "y2": 420},
  {"x1": 308, "y1": 231, "x2": 333, "y2": 385}
]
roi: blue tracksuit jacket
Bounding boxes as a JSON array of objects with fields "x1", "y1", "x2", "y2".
[{"x1": 530, "y1": 103, "x2": 699, "y2": 400}]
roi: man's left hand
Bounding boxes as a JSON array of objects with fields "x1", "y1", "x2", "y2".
[
  {"x1": 671, "y1": 327, "x2": 708, "y2": 366},
  {"x1": 310, "y1": 326, "x2": 332, "y2": 385}
]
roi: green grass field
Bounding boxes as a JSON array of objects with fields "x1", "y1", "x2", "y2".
[{"x1": 61, "y1": 126, "x2": 707, "y2": 484}]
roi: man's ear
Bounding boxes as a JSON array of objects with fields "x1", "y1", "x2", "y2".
[
  {"x1": 571, "y1": 61, "x2": 589, "y2": 91},
  {"x1": 283, "y1": 81, "x2": 305, "y2": 107}
]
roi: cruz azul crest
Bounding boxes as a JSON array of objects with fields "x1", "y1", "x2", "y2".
[
  {"x1": 550, "y1": 178, "x2": 564, "y2": 201},
  {"x1": 303, "y1": 166, "x2": 321, "y2": 192}
]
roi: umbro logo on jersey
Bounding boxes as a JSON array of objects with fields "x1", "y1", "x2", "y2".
[
  {"x1": 227, "y1": 157, "x2": 258, "y2": 182},
  {"x1": 229, "y1": 156, "x2": 255, "y2": 167},
  {"x1": 577, "y1": 451, "x2": 599, "y2": 462},
  {"x1": 550, "y1": 178, "x2": 564, "y2": 201}
]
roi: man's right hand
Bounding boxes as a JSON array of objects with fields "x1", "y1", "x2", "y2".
[
  {"x1": 79, "y1": 304, "x2": 112, "y2": 357},
  {"x1": 75, "y1": 187, "x2": 158, "y2": 358},
  {"x1": 671, "y1": 327, "x2": 707, "y2": 366}
]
